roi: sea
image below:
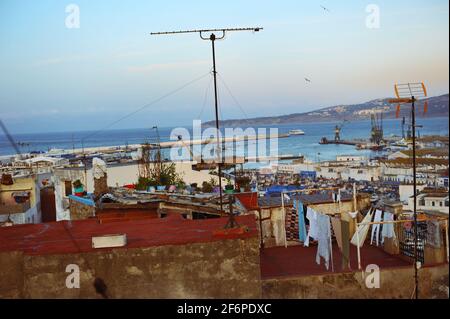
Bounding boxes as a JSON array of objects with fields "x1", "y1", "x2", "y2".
[{"x1": 1, "y1": 117, "x2": 448, "y2": 164}]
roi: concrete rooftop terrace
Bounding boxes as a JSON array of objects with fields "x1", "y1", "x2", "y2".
[
  {"x1": 261, "y1": 243, "x2": 413, "y2": 279},
  {"x1": 0, "y1": 214, "x2": 257, "y2": 256}
]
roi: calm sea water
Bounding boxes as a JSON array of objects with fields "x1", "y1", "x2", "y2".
[{"x1": 1, "y1": 117, "x2": 448, "y2": 162}]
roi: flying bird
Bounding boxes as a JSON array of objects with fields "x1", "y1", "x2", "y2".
[
  {"x1": 320, "y1": 5, "x2": 330, "y2": 12},
  {"x1": 304, "y1": 77, "x2": 311, "y2": 83}
]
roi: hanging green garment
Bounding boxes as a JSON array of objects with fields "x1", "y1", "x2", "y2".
[{"x1": 296, "y1": 200, "x2": 307, "y2": 242}]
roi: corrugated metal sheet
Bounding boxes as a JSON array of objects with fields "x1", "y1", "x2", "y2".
[{"x1": 0, "y1": 214, "x2": 257, "y2": 256}]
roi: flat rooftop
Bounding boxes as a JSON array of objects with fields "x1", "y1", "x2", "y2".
[
  {"x1": 260, "y1": 243, "x2": 412, "y2": 279},
  {"x1": 0, "y1": 214, "x2": 257, "y2": 256}
]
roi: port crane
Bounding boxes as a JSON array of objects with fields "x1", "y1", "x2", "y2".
[
  {"x1": 334, "y1": 119, "x2": 348, "y2": 142},
  {"x1": 370, "y1": 111, "x2": 384, "y2": 145}
]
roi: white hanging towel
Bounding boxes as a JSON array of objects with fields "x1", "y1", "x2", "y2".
[
  {"x1": 304, "y1": 207, "x2": 318, "y2": 247},
  {"x1": 370, "y1": 209, "x2": 383, "y2": 246},
  {"x1": 316, "y1": 213, "x2": 332, "y2": 270},
  {"x1": 273, "y1": 211, "x2": 286, "y2": 246},
  {"x1": 351, "y1": 209, "x2": 374, "y2": 248},
  {"x1": 381, "y1": 212, "x2": 396, "y2": 244}
]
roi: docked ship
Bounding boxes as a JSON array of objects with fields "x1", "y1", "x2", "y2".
[{"x1": 289, "y1": 129, "x2": 305, "y2": 136}]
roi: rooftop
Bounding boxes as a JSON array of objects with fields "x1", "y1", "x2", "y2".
[
  {"x1": 260, "y1": 243, "x2": 412, "y2": 279},
  {"x1": 258, "y1": 191, "x2": 355, "y2": 207},
  {"x1": 399, "y1": 148, "x2": 449, "y2": 158},
  {"x1": 380, "y1": 158, "x2": 449, "y2": 167},
  {"x1": 0, "y1": 214, "x2": 257, "y2": 256},
  {"x1": 417, "y1": 135, "x2": 449, "y2": 143}
]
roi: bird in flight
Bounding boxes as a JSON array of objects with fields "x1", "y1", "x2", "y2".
[
  {"x1": 304, "y1": 77, "x2": 311, "y2": 83},
  {"x1": 320, "y1": 5, "x2": 330, "y2": 12}
]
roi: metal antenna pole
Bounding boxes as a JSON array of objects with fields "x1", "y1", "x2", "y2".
[
  {"x1": 151, "y1": 27, "x2": 263, "y2": 214},
  {"x1": 411, "y1": 96, "x2": 419, "y2": 299},
  {"x1": 389, "y1": 82, "x2": 428, "y2": 300},
  {"x1": 152, "y1": 126, "x2": 162, "y2": 183},
  {"x1": 210, "y1": 33, "x2": 224, "y2": 212}
]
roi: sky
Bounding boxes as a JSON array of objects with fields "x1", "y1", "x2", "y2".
[{"x1": 0, "y1": 0, "x2": 448, "y2": 134}]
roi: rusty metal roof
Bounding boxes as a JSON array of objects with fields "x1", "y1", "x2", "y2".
[{"x1": 0, "y1": 215, "x2": 257, "y2": 256}]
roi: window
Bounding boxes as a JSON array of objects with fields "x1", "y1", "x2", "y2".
[
  {"x1": 439, "y1": 202, "x2": 443, "y2": 207},
  {"x1": 432, "y1": 201, "x2": 435, "y2": 207},
  {"x1": 64, "y1": 181, "x2": 72, "y2": 196}
]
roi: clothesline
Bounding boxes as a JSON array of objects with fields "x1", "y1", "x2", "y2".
[
  {"x1": 280, "y1": 186, "x2": 341, "y2": 195},
  {"x1": 354, "y1": 214, "x2": 449, "y2": 270},
  {"x1": 357, "y1": 216, "x2": 448, "y2": 226},
  {"x1": 280, "y1": 186, "x2": 346, "y2": 249}
]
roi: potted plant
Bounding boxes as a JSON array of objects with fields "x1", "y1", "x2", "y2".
[
  {"x1": 225, "y1": 179, "x2": 234, "y2": 194},
  {"x1": 72, "y1": 179, "x2": 84, "y2": 196},
  {"x1": 236, "y1": 176, "x2": 251, "y2": 192},
  {"x1": 202, "y1": 181, "x2": 214, "y2": 193}
]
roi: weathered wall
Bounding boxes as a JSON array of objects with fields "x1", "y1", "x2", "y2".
[
  {"x1": 261, "y1": 264, "x2": 449, "y2": 299},
  {"x1": 309, "y1": 195, "x2": 371, "y2": 215},
  {"x1": 0, "y1": 237, "x2": 261, "y2": 299},
  {"x1": 69, "y1": 198, "x2": 95, "y2": 220}
]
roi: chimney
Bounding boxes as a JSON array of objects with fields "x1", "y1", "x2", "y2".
[{"x1": 92, "y1": 158, "x2": 108, "y2": 199}]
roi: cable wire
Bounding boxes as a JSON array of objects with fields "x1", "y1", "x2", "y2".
[
  {"x1": 196, "y1": 71, "x2": 214, "y2": 120},
  {"x1": 217, "y1": 73, "x2": 251, "y2": 124},
  {"x1": 81, "y1": 72, "x2": 211, "y2": 143}
]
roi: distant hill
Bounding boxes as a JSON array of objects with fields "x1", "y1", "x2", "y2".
[{"x1": 204, "y1": 94, "x2": 449, "y2": 127}]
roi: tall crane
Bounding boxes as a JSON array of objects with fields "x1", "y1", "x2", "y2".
[
  {"x1": 370, "y1": 111, "x2": 384, "y2": 145},
  {"x1": 334, "y1": 119, "x2": 348, "y2": 142}
]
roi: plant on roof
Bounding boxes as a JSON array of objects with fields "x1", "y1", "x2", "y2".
[
  {"x1": 72, "y1": 179, "x2": 83, "y2": 188},
  {"x1": 201, "y1": 177, "x2": 218, "y2": 193},
  {"x1": 225, "y1": 178, "x2": 234, "y2": 190},
  {"x1": 137, "y1": 161, "x2": 184, "y2": 189}
]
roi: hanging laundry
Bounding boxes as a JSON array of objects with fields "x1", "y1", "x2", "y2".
[
  {"x1": 273, "y1": 217, "x2": 286, "y2": 246},
  {"x1": 341, "y1": 211, "x2": 356, "y2": 238},
  {"x1": 286, "y1": 200, "x2": 300, "y2": 241},
  {"x1": 381, "y1": 212, "x2": 396, "y2": 244},
  {"x1": 351, "y1": 209, "x2": 374, "y2": 248},
  {"x1": 304, "y1": 207, "x2": 318, "y2": 247},
  {"x1": 370, "y1": 209, "x2": 383, "y2": 246},
  {"x1": 316, "y1": 213, "x2": 332, "y2": 270},
  {"x1": 348, "y1": 211, "x2": 358, "y2": 219},
  {"x1": 298, "y1": 201, "x2": 307, "y2": 242},
  {"x1": 331, "y1": 217, "x2": 343, "y2": 250},
  {"x1": 341, "y1": 220, "x2": 351, "y2": 270},
  {"x1": 426, "y1": 220, "x2": 441, "y2": 248}
]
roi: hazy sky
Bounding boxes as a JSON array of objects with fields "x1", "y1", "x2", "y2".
[{"x1": 0, "y1": 0, "x2": 448, "y2": 134}]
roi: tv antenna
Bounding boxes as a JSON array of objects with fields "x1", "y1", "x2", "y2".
[
  {"x1": 389, "y1": 82, "x2": 428, "y2": 300},
  {"x1": 150, "y1": 27, "x2": 263, "y2": 212}
]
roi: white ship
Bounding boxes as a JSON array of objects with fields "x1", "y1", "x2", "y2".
[{"x1": 288, "y1": 129, "x2": 305, "y2": 136}]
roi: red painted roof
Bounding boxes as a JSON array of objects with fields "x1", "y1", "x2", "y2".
[
  {"x1": 0, "y1": 214, "x2": 257, "y2": 256},
  {"x1": 260, "y1": 243, "x2": 412, "y2": 279}
]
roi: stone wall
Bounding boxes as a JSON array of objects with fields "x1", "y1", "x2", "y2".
[
  {"x1": 69, "y1": 198, "x2": 95, "y2": 220},
  {"x1": 261, "y1": 264, "x2": 449, "y2": 299},
  {"x1": 0, "y1": 237, "x2": 261, "y2": 299},
  {"x1": 309, "y1": 195, "x2": 371, "y2": 215}
]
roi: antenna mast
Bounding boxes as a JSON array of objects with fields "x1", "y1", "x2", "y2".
[{"x1": 150, "y1": 27, "x2": 263, "y2": 212}]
